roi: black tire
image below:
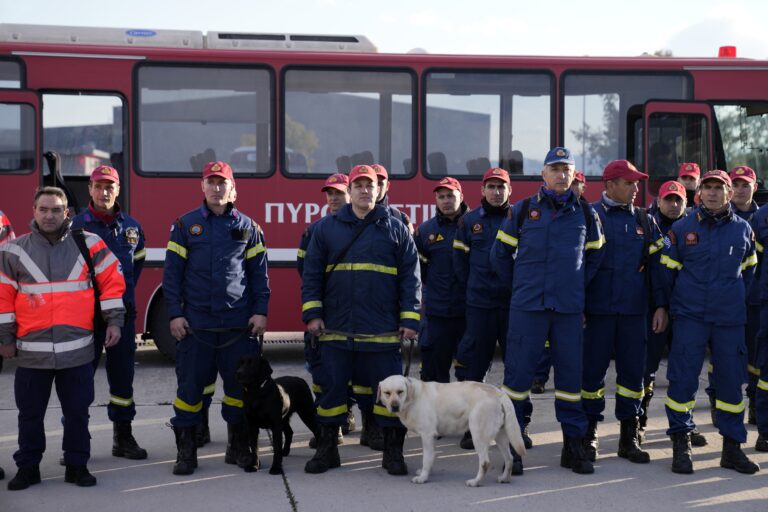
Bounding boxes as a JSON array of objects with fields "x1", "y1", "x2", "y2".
[{"x1": 148, "y1": 291, "x2": 176, "y2": 361}]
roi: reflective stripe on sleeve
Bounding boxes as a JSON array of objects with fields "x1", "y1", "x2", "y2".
[
  {"x1": 585, "y1": 235, "x2": 606, "y2": 251},
  {"x1": 741, "y1": 252, "x2": 758, "y2": 270},
  {"x1": 100, "y1": 298, "x2": 125, "y2": 311},
  {"x1": 756, "y1": 241, "x2": 764, "y2": 254},
  {"x1": 94, "y1": 252, "x2": 118, "y2": 274},
  {"x1": 400, "y1": 311, "x2": 420, "y2": 321},
  {"x1": 246, "y1": 244, "x2": 266, "y2": 259},
  {"x1": 758, "y1": 379, "x2": 768, "y2": 392},
  {"x1": 0, "y1": 312, "x2": 16, "y2": 323},
  {"x1": 166, "y1": 241, "x2": 188, "y2": 259},
  {"x1": 452, "y1": 240, "x2": 470, "y2": 253},
  {"x1": 302, "y1": 300, "x2": 322, "y2": 312},
  {"x1": 496, "y1": 230, "x2": 519, "y2": 247},
  {"x1": 297, "y1": 249, "x2": 306, "y2": 259},
  {"x1": 660, "y1": 254, "x2": 683, "y2": 270},
  {"x1": 133, "y1": 248, "x2": 147, "y2": 261},
  {"x1": 648, "y1": 237, "x2": 665, "y2": 255}
]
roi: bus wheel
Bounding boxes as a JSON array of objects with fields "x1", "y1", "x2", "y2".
[{"x1": 148, "y1": 293, "x2": 177, "y2": 361}]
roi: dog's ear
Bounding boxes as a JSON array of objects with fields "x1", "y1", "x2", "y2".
[{"x1": 375, "y1": 382, "x2": 382, "y2": 405}]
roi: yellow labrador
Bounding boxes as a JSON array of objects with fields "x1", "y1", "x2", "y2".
[{"x1": 378, "y1": 375, "x2": 526, "y2": 486}]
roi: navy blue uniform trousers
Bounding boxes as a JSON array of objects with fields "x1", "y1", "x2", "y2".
[
  {"x1": 582, "y1": 314, "x2": 647, "y2": 421},
  {"x1": 171, "y1": 330, "x2": 260, "y2": 428},
  {"x1": 93, "y1": 311, "x2": 137, "y2": 422},
  {"x1": 420, "y1": 315, "x2": 465, "y2": 383},
  {"x1": 456, "y1": 305, "x2": 507, "y2": 382},
  {"x1": 665, "y1": 317, "x2": 747, "y2": 442},
  {"x1": 503, "y1": 310, "x2": 587, "y2": 438},
  {"x1": 14, "y1": 363, "x2": 94, "y2": 467},
  {"x1": 752, "y1": 306, "x2": 768, "y2": 434},
  {"x1": 315, "y1": 343, "x2": 403, "y2": 428}
]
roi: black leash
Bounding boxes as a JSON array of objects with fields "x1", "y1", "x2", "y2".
[{"x1": 186, "y1": 327, "x2": 262, "y2": 350}]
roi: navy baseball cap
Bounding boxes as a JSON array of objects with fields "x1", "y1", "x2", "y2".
[{"x1": 544, "y1": 147, "x2": 575, "y2": 166}]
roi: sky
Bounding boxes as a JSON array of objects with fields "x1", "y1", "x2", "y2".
[{"x1": 1, "y1": 0, "x2": 768, "y2": 59}]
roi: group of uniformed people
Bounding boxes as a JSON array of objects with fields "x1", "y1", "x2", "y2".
[{"x1": 2, "y1": 145, "x2": 767, "y2": 490}]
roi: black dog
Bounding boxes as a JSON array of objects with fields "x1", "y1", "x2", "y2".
[{"x1": 235, "y1": 354, "x2": 319, "y2": 474}]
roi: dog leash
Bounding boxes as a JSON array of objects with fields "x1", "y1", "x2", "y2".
[
  {"x1": 310, "y1": 329, "x2": 416, "y2": 376},
  {"x1": 186, "y1": 327, "x2": 262, "y2": 350}
]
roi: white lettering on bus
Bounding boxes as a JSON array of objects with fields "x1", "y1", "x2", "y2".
[
  {"x1": 265, "y1": 203, "x2": 284, "y2": 223},
  {"x1": 304, "y1": 202, "x2": 320, "y2": 223},
  {"x1": 264, "y1": 203, "x2": 436, "y2": 225},
  {"x1": 286, "y1": 202, "x2": 303, "y2": 223}
]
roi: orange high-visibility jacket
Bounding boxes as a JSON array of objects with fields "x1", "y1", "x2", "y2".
[{"x1": 0, "y1": 221, "x2": 126, "y2": 369}]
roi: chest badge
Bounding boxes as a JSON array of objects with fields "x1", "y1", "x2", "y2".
[
  {"x1": 125, "y1": 227, "x2": 139, "y2": 245},
  {"x1": 472, "y1": 223, "x2": 483, "y2": 234},
  {"x1": 685, "y1": 232, "x2": 698, "y2": 246},
  {"x1": 189, "y1": 224, "x2": 204, "y2": 236},
  {"x1": 528, "y1": 208, "x2": 541, "y2": 221}
]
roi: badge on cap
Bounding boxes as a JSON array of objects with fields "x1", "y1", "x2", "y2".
[
  {"x1": 441, "y1": 178, "x2": 451, "y2": 185},
  {"x1": 528, "y1": 208, "x2": 541, "y2": 221},
  {"x1": 736, "y1": 168, "x2": 745, "y2": 175},
  {"x1": 472, "y1": 223, "x2": 483, "y2": 234},
  {"x1": 101, "y1": 168, "x2": 112, "y2": 175},
  {"x1": 210, "y1": 163, "x2": 222, "y2": 173},
  {"x1": 189, "y1": 224, "x2": 203, "y2": 236},
  {"x1": 685, "y1": 232, "x2": 698, "y2": 246},
  {"x1": 668, "y1": 183, "x2": 678, "y2": 191},
  {"x1": 685, "y1": 164, "x2": 693, "y2": 171},
  {"x1": 556, "y1": 149, "x2": 566, "y2": 157}
]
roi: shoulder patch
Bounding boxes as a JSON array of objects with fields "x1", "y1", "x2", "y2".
[
  {"x1": 666, "y1": 230, "x2": 677, "y2": 246},
  {"x1": 684, "y1": 232, "x2": 698, "y2": 246}
]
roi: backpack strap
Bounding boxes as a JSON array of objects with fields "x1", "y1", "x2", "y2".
[
  {"x1": 634, "y1": 207, "x2": 653, "y2": 273},
  {"x1": 71, "y1": 228, "x2": 100, "y2": 299},
  {"x1": 515, "y1": 197, "x2": 531, "y2": 239}
]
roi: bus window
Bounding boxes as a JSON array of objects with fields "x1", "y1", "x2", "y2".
[
  {"x1": 563, "y1": 73, "x2": 691, "y2": 175},
  {"x1": 646, "y1": 112, "x2": 709, "y2": 180},
  {"x1": 0, "y1": 102, "x2": 34, "y2": 172},
  {"x1": 283, "y1": 68, "x2": 415, "y2": 176},
  {"x1": 713, "y1": 103, "x2": 768, "y2": 179},
  {"x1": 137, "y1": 65, "x2": 273, "y2": 175},
  {"x1": 424, "y1": 71, "x2": 552, "y2": 177},
  {"x1": 0, "y1": 60, "x2": 21, "y2": 88}
]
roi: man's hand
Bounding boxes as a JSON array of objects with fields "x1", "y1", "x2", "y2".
[
  {"x1": 399, "y1": 327, "x2": 417, "y2": 341},
  {"x1": 248, "y1": 314, "x2": 267, "y2": 336},
  {"x1": 307, "y1": 318, "x2": 325, "y2": 336},
  {"x1": 651, "y1": 307, "x2": 669, "y2": 334},
  {"x1": 170, "y1": 317, "x2": 190, "y2": 341},
  {"x1": 0, "y1": 343, "x2": 16, "y2": 358},
  {"x1": 104, "y1": 325, "x2": 121, "y2": 348}
]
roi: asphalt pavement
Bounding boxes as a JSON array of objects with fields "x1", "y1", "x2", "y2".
[{"x1": 1, "y1": 342, "x2": 767, "y2": 512}]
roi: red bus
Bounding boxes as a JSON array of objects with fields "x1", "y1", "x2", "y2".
[{"x1": 1, "y1": 24, "x2": 767, "y2": 358}]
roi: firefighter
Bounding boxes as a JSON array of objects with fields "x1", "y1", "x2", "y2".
[
  {"x1": 415, "y1": 177, "x2": 468, "y2": 383},
  {"x1": 372, "y1": 164, "x2": 413, "y2": 233},
  {"x1": 71, "y1": 166, "x2": 148, "y2": 460},
  {"x1": 661, "y1": 170, "x2": 759, "y2": 474},
  {"x1": 301, "y1": 164, "x2": 420, "y2": 475},
  {"x1": 753, "y1": 190, "x2": 768, "y2": 453},
  {"x1": 581, "y1": 160, "x2": 667, "y2": 464},
  {"x1": 640, "y1": 181, "x2": 708, "y2": 446},
  {"x1": 297, "y1": 173, "x2": 352, "y2": 445},
  {"x1": 1, "y1": 187, "x2": 126, "y2": 490},
  {"x1": 453, "y1": 168, "x2": 513, "y2": 449},
  {"x1": 532, "y1": 171, "x2": 587, "y2": 394},
  {"x1": 163, "y1": 161, "x2": 270, "y2": 476},
  {"x1": 0, "y1": 208, "x2": 13, "y2": 481},
  {"x1": 678, "y1": 163, "x2": 701, "y2": 206},
  {"x1": 491, "y1": 147, "x2": 606, "y2": 475}
]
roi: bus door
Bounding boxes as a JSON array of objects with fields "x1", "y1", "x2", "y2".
[
  {"x1": 0, "y1": 91, "x2": 40, "y2": 229},
  {"x1": 41, "y1": 92, "x2": 127, "y2": 214},
  {"x1": 640, "y1": 100, "x2": 714, "y2": 200}
]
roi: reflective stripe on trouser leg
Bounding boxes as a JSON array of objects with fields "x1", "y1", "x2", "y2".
[
  {"x1": 581, "y1": 314, "x2": 615, "y2": 422},
  {"x1": 548, "y1": 312, "x2": 588, "y2": 437},
  {"x1": 104, "y1": 319, "x2": 138, "y2": 422},
  {"x1": 216, "y1": 331, "x2": 260, "y2": 425},
  {"x1": 613, "y1": 314, "x2": 647, "y2": 421},
  {"x1": 755, "y1": 306, "x2": 768, "y2": 434},
  {"x1": 171, "y1": 330, "x2": 216, "y2": 428},
  {"x1": 315, "y1": 344, "x2": 354, "y2": 425},
  {"x1": 363, "y1": 350, "x2": 404, "y2": 428},
  {"x1": 710, "y1": 324, "x2": 748, "y2": 442},
  {"x1": 665, "y1": 317, "x2": 709, "y2": 436}
]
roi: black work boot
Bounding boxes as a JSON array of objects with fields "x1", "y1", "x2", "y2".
[
  {"x1": 7, "y1": 465, "x2": 41, "y2": 491},
  {"x1": 360, "y1": 410, "x2": 384, "y2": 451},
  {"x1": 0, "y1": 465, "x2": 4, "y2": 480},
  {"x1": 755, "y1": 432, "x2": 768, "y2": 452},
  {"x1": 382, "y1": 427, "x2": 408, "y2": 475},
  {"x1": 560, "y1": 432, "x2": 594, "y2": 474},
  {"x1": 748, "y1": 397, "x2": 757, "y2": 425},
  {"x1": 225, "y1": 423, "x2": 238, "y2": 464},
  {"x1": 522, "y1": 417, "x2": 533, "y2": 449},
  {"x1": 172, "y1": 425, "x2": 197, "y2": 475},
  {"x1": 224, "y1": 422, "x2": 258, "y2": 468},
  {"x1": 617, "y1": 418, "x2": 650, "y2": 463},
  {"x1": 670, "y1": 432, "x2": 693, "y2": 474},
  {"x1": 510, "y1": 446, "x2": 523, "y2": 475},
  {"x1": 113, "y1": 421, "x2": 148, "y2": 460},
  {"x1": 305, "y1": 424, "x2": 341, "y2": 474},
  {"x1": 689, "y1": 427, "x2": 708, "y2": 447},
  {"x1": 64, "y1": 465, "x2": 97, "y2": 487},
  {"x1": 720, "y1": 436, "x2": 760, "y2": 474},
  {"x1": 309, "y1": 425, "x2": 343, "y2": 449},
  {"x1": 195, "y1": 407, "x2": 211, "y2": 448},
  {"x1": 460, "y1": 430, "x2": 474, "y2": 449},
  {"x1": 583, "y1": 420, "x2": 599, "y2": 462}
]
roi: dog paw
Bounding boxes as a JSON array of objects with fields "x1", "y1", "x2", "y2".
[
  {"x1": 411, "y1": 475, "x2": 428, "y2": 484},
  {"x1": 269, "y1": 466, "x2": 283, "y2": 475},
  {"x1": 465, "y1": 478, "x2": 481, "y2": 487},
  {"x1": 497, "y1": 474, "x2": 511, "y2": 483},
  {"x1": 244, "y1": 465, "x2": 258, "y2": 473}
]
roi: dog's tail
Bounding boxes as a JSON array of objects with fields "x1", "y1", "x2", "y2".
[{"x1": 500, "y1": 392, "x2": 526, "y2": 457}]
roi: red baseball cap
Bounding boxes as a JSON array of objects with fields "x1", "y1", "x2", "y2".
[
  {"x1": 701, "y1": 169, "x2": 732, "y2": 187},
  {"x1": 203, "y1": 161, "x2": 234, "y2": 182},
  {"x1": 729, "y1": 165, "x2": 756, "y2": 183},
  {"x1": 482, "y1": 167, "x2": 510, "y2": 184},
  {"x1": 349, "y1": 164, "x2": 377, "y2": 183},
  {"x1": 678, "y1": 163, "x2": 701, "y2": 179},
  {"x1": 371, "y1": 164, "x2": 388, "y2": 180},
  {"x1": 602, "y1": 160, "x2": 648, "y2": 181},
  {"x1": 433, "y1": 176, "x2": 462, "y2": 193},
  {"x1": 90, "y1": 165, "x2": 120, "y2": 184},
  {"x1": 658, "y1": 180, "x2": 686, "y2": 200},
  {"x1": 574, "y1": 171, "x2": 586, "y2": 184},
  {"x1": 321, "y1": 173, "x2": 349, "y2": 192}
]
